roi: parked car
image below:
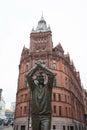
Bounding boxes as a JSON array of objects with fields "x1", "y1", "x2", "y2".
[
  {"x1": 3, "y1": 119, "x2": 9, "y2": 126},
  {"x1": 0, "y1": 119, "x2": 3, "y2": 125}
]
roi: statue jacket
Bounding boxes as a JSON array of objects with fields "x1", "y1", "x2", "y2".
[{"x1": 28, "y1": 75, "x2": 54, "y2": 118}]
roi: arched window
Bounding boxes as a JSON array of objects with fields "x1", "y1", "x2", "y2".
[
  {"x1": 25, "y1": 64, "x2": 28, "y2": 71},
  {"x1": 52, "y1": 60, "x2": 57, "y2": 69},
  {"x1": 24, "y1": 75, "x2": 27, "y2": 87},
  {"x1": 53, "y1": 76, "x2": 57, "y2": 87}
]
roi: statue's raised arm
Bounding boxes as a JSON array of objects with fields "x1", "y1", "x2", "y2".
[{"x1": 36, "y1": 61, "x2": 54, "y2": 76}]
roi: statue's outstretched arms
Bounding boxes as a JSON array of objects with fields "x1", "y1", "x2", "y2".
[
  {"x1": 36, "y1": 61, "x2": 54, "y2": 77},
  {"x1": 26, "y1": 61, "x2": 55, "y2": 89},
  {"x1": 27, "y1": 64, "x2": 38, "y2": 77},
  {"x1": 35, "y1": 61, "x2": 55, "y2": 88}
]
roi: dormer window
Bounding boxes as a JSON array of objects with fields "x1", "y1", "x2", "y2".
[{"x1": 58, "y1": 51, "x2": 62, "y2": 56}]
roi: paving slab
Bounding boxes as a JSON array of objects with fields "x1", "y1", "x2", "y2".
[{"x1": 3, "y1": 126, "x2": 13, "y2": 130}]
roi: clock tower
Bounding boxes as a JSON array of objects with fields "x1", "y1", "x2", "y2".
[{"x1": 30, "y1": 16, "x2": 53, "y2": 54}]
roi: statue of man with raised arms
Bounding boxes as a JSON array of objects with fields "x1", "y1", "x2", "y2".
[{"x1": 26, "y1": 61, "x2": 54, "y2": 130}]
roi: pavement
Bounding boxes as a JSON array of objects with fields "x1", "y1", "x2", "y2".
[{"x1": 3, "y1": 126, "x2": 13, "y2": 130}]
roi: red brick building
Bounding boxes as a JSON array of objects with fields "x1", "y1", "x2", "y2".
[{"x1": 14, "y1": 16, "x2": 85, "y2": 130}]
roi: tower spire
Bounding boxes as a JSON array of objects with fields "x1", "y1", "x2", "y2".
[
  {"x1": 31, "y1": 15, "x2": 51, "y2": 33},
  {"x1": 41, "y1": 11, "x2": 44, "y2": 21},
  {"x1": 42, "y1": 11, "x2": 43, "y2": 18}
]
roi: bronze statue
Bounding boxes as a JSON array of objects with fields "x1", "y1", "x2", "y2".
[{"x1": 26, "y1": 61, "x2": 54, "y2": 130}]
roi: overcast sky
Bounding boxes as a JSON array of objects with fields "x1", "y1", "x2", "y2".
[{"x1": 0, "y1": 0, "x2": 87, "y2": 109}]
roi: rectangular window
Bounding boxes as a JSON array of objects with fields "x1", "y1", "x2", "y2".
[
  {"x1": 53, "y1": 93, "x2": 56, "y2": 101},
  {"x1": 69, "y1": 107, "x2": 70, "y2": 116},
  {"x1": 66, "y1": 107, "x2": 68, "y2": 116},
  {"x1": 53, "y1": 106, "x2": 56, "y2": 114},
  {"x1": 53, "y1": 76, "x2": 57, "y2": 87},
  {"x1": 68, "y1": 96, "x2": 69, "y2": 103},
  {"x1": 65, "y1": 95, "x2": 67, "y2": 102},
  {"x1": 24, "y1": 75, "x2": 27, "y2": 87},
  {"x1": 24, "y1": 94, "x2": 28, "y2": 101},
  {"x1": 59, "y1": 106, "x2": 62, "y2": 116},
  {"x1": 58, "y1": 94, "x2": 61, "y2": 101},
  {"x1": 24, "y1": 106, "x2": 27, "y2": 114},
  {"x1": 20, "y1": 107, "x2": 22, "y2": 116}
]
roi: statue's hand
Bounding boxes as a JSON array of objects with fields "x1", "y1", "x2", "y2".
[{"x1": 36, "y1": 61, "x2": 42, "y2": 65}]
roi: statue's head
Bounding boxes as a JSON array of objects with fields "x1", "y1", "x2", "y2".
[{"x1": 36, "y1": 72, "x2": 44, "y2": 85}]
